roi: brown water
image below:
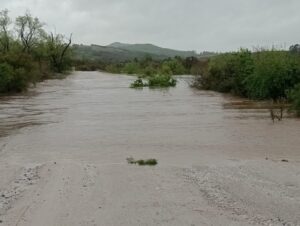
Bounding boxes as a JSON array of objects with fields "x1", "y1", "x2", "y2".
[
  {"x1": 0, "y1": 71, "x2": 300, "y2": 165},
  {"x1": 1, "y1": 71, "x2": 300, "y2": 226}
]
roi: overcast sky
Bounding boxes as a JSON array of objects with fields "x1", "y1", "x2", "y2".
[{"x1": 1, "y1": 0, "x2": 300, "y2": 52}]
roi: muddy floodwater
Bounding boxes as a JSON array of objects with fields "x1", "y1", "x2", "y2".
[{"x1": 0, "y1": 71, "x2": 299, "y2": 226}]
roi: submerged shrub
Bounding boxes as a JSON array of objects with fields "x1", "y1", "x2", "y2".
[
  {"x1": 130, "y1": 77, "x2": 146, "y2": 88},
  {"x1": 130, "y1": 74, "x2": 177, "y2": 88},
  {"x1": 148, "y1": 74, "x2": 177, "y2": 87}
]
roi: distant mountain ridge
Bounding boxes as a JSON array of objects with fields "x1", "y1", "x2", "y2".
[
  {"x1": 73, "y1": 42, "x2": 214, "y2": 63},
  {"x1": 107, "y1": 42, "x2": 197, "y2": 58}
]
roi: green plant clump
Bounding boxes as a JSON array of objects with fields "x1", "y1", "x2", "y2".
[
  {"x1": 148, "y1": 74, "x2": 177, "y2": 87},
  {"x1": 130, "y1": 74, "x2": 177, "y2": 88},
  {"x1": 130, "y1": 77, "x2": 146, "y2": 88}
]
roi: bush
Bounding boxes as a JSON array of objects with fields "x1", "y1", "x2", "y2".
[
  {"x1": 198, "y1": 49, "x2": 253, "y2": 95},
  {"x1": 148, "y1": 74, "x2": 177, "y2": 87},
  {"x1": 143, "y1": 65, "x2": 157, "y2": 76},
  {"x1": 160, "y1": 64, "x2": 172, "y2": 75},
  {"x1": 126, "y1": 157, "x2": 158, "y2": 166},
  {"x1": 105, "y1": 64, "x2": 122, "y2": 74},
  {"x1": 0, "y1": 52, "x2": 39, "y2": 93},
  {"x1": 245, "y1": 51, "x2": 300, "y2": 100},
  {"x1": 0, "y1": 63, "x2": 13, "y2": 92},
  {"x1": 123, "y1": 62, "x2": 140, "y2": 75},
  {"x1": 130, "y1": 77, "x2": 146, "y2": 88},
  {"x1": 195, "y1": 49, "x2": 300, "y2": 102},
  {"x1": 289, "y1": 84, "x2": 300, "y2": 116},
  {"x1": 161, "y1": 58, "x2": 186, "y2": 75}
]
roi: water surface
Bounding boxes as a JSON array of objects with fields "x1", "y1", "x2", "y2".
[{"x1": 0, "y1": 71, "x2": 299, "y2": 165}]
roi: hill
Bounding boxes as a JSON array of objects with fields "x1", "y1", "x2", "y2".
[
  {"x1": 72, "y1": 42, "x2": 209, "y2": 63},
  {"x1": 108, "y1": 42, "x2": 197, "y2": 58}
]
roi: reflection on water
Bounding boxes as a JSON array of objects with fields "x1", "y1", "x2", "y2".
[{"x1": 0, "y1": 71, "x2": 299, "y2": 161}]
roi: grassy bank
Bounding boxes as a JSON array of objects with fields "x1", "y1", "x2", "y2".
[{"x1": 193, "y1": 48, "x2": 300, "y2": 116}]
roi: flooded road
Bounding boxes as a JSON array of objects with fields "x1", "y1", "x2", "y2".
[{"x1": 0, "y1": 72, "x2": 299, "y2": 226}]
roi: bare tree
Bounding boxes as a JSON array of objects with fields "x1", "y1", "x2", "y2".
[
  {"x1": 46, "y1": 33, "x2": 72, "y2": 73},
  {"x1": 289, "y1": 44, "x2": 300, "y2": 54},
  {"x1": 15, "y1": 12, "x2": 44, "y2": 53}
]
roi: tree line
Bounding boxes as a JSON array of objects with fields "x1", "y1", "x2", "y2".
[
  {"x1": 0, "y1": 9, "x2": 72, "y2": 93},
  {"x1": 73, "y1": 55, "x2": 206, "y2": 76}
]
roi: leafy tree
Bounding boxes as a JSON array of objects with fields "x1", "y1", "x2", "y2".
[
  {"x1": 160, "y1": 64, "x2": 172, "y2": 75},
  {"x1": 289, "y1": 44, "x2": 300, "y2": 54},
  {"x1": 161, "y1": 58, "x2": 186, "y2": 75},
  {"x1": 289, "y1": 84, "x2": 300, "y2": 116},
  {"x1": 0, "y1": 10, "x2": 73, "y2": 93},
  {"x1": 123, "y1": 62, "x2": 140, "y2": 74},
  {"x1": 0, "y1": 9, "x2": 11, "y2": 53}
]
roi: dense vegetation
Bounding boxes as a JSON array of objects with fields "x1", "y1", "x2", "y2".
[
  {"x1": 122, "y1": 56, "x2": 186, "y2": 76},
  {"x1": 74, "y1": 53, "x2": 207, "y2": 88},
  {"x1": 74, "y1": 54, "x2": 208, "y2": 76},
  {"x1": 194, "y1": 48, "x2": 300, "y2": 116},
  {"x1": 72, "y1": 42, "x2": 215, "y2": 74},
  {"x1": 0, "y1": 10, "x2": 72, "y2": 93}
]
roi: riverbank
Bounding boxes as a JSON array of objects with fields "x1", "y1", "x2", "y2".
[
  {"x1": 0, "y1": 72, "x2": 299, "y2": 225},
  {"x1": 193, "y1": 49, "x2": 300, "y2": 117}
]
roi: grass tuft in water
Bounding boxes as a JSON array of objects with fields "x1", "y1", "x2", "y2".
[{"x1": 126, "y1": 157, "x2": 158, "y2": 166}]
